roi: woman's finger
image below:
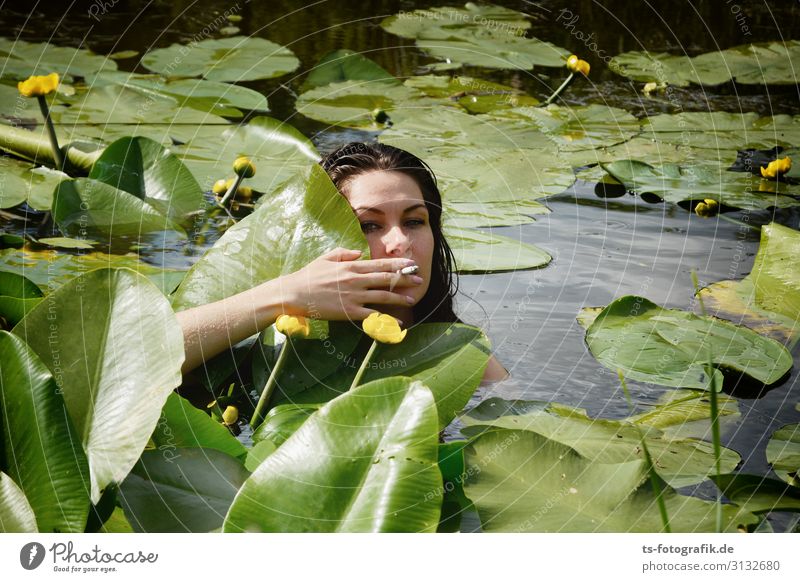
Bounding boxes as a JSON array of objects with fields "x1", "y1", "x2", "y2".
[
  {"x1": 349, "y1": 257, "x2": 415, "y2": 274},
  {"x1": 360, "y1": 289, "x2": 416, "y2": 306}
]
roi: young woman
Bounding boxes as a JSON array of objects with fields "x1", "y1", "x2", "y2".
[{"x1": 176, "y1": 142, "x2": 508, "y2": 383}]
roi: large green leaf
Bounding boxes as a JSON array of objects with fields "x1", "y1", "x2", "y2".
[
  {"x1": 381, "y1": 4, "x2": 568, "y2": 70},
  {"x1": 0, "y1": 331, "x2": 90, "y2": 532},
  {"x1": 13, "y1": 268, "x2": 185, "y2": 503},
  {"x1": 171, "y1": 164, "x2": 365, "y2": 310},
  {"x1": 153, "y1": 393, "x2": 247, "y2": 461},
  {"x1": 88, "y1": 136, "x2": 205, "y2": 225},
  {"x1": 601, "y1": 160, "x2": 800, "y2": 210},
  {"x1": 463, "y1": 428, "x2": 757, "y2": 532},
  {"x1": 52, "y1": 178, "x2": 187, "y2": 238},
  {"x1": 711, "y1": 474, "x2": 800, "y2": 514},
  {"x1": 627, "y1": 389, "x2": 740, "y2": 440},
  {"x1": 279, "y1": 323, "x2": 491, "y2": 431},
  {"x1": 445, "y1": 225, "x2": 551, "y2": 272},
  {"x1": 700, "y1": 223, "x2": 800, "y2": 344},
  {"x1": 251, "y1": 403, "x2": 321, "y2": 448},
  {"x1": 767, "y1": 423, "x2": 799, "y2": 487},
  {"x1": 610, "y1": 41, "x2": 800, "y2": 86},
  {"x1": 584, "y1": 296, "x2": 793, "y2": 390},
  {"x1": 141, "y1": 36, "x2": 299, "y2": 82},
  {"x1": 0, "y1": 37, "x2": 117, "y2": 81},
  {"x1": 224, "y1": 377, "x2": 442, "y2": 532},
  {"x1": 119, "y1": 448, "x2": 249, "y2": 533},
  {"x1": 461, "y1": 397, "x2": 740, "y2": 488},
  {"x1": 0, "y1": 472, "x2": 37, "y2": 532},
  {"x1": 0, "y1": 156, "x2": 68, "y2": 211},
  {"x1": 0, "y1": 271, "x2": 43, "y2": 327}
]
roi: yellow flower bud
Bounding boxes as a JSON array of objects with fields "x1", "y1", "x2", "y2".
[
  {"x1": 371, "y1": 108, "x2": 389, "y2": 124},
  {"x1": 694, "y1": 198, "x2": 719, "y2": 218},
  {"x1": 17, "y1": 72, "x2": 59, "y2": 97},
  {"x1": 233, "y1": 156, "x2": 256, "y2": 178},
  {"x1": 222, "y1": 405, "x2": 238, "y2": 425},
  {"x1": 566, "y1": 55, "x2": 579, "y2": 72},
  {"x1": 362, "y1": 312, "x2": 407, "y2": 344},
  {"x1": 575, "y1": 60, "x2": 590, "y2": 76},
  {"x1": 759, "y1": 156, "x2": 792, "y2": 179},
  {"x1": 275, "y1": 314, "x2": 310, "y2": 338},
  {"x1": 212, "y1": 179, "x2": 228, "y2": 194}
]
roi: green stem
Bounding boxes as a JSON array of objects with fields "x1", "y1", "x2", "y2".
[
  {"x1": 218, "y1": 173, "x2": 245, "y2": 207},
  {"x1": 37, "y1": 95, "x2": 64, "y2": 171},
  {"x1": 0, "y1": 122, "x2": 100, "y2": 171},
  {"x1": 543, "y1": 72, "x2": 576, "y2": 105},
  {"x1": 251, "y1": 337, "x2": 292, "y2": 430},
  {"x1": 350, "y1": 340, "x2": 378, "y2": 390}
]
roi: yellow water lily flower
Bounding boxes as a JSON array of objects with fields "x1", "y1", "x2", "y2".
[
  {"x1": 575, "y1": 60, "x2": 590, "y2": 76},
  {"x1": 362, "y1": 312, "x2": 407, "y2": 344},
  {"x1": 233, "y1": 156, "x2": 256, "y2": 178},
  {"x1": 760, "y1": 156, "x2": 792, "y2": 179},
  {"x1": 222, "y1": 405, "x2": 239, "y2": 425},
  {"x1": 566, "y1": 55, "x2": 579, "y2": 72},
  {"x1": 694, "y1": 198, "x2": 719, "y2": 218},
  {"x1": 17, "y1": 72, "x2": 59, "y2": 97},
  {"x1": 275, "y1": 314, "x2": 310, "y2": 338}
]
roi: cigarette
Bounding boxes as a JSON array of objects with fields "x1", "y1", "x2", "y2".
[{"x1": 389, "y1": 264, "x2": 419, "y2": 292}]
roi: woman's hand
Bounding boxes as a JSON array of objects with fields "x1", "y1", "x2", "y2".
[{"x1": 276, "y1": 247, "x2": 424, "y2": 321}]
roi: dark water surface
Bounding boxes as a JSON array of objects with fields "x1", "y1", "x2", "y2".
[{"x1": 3, "y1": 0, "x2": 800, "y2": 504}]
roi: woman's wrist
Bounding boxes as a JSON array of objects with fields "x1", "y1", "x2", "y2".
[{"x1": 249, "y1": 273, "x2": 305, "y2": 326}]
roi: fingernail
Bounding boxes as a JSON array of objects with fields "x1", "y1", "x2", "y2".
[
  {"x1": 406, "y1": 296, "x2": 415, "y2": 304},
  {"x1": 411, "y1": 275, "x2": 423, "y2": 284}
]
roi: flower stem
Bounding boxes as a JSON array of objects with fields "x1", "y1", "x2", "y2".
[
  {"x1": 37, "y1": 95, "x2": 64, "y2": 171},
  {"x1": 251, "y1": 338, "x2": 292, "y2": 430},
  {"x1": 350, "y1": 340, "x2": 378, "y2": 390},
  {"x1": 543, "y1": 72, "x2": 576, "y2": 105},
  {"x1": 218, "y1": 173, "x2": 244, "y2": 207}
]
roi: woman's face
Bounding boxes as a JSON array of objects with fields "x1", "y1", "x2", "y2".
[{"x1": 344, "y1": 170, "x2": 434, "y2": 306}]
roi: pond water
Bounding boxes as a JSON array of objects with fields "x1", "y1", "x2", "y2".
[{"x1": 2, "y1": 0, "x2": 799, "y2": 503}]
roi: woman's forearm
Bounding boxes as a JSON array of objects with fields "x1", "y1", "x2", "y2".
[{"x1": 174, "y1": 277, "x2": 296, "y2": 375}]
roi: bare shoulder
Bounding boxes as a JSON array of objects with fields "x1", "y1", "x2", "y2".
[{"x1": 481, "y1": 354, "x2": 509, "y2": 383}]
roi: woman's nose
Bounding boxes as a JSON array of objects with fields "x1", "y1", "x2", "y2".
[{"x1": 383, "y1": 225, "x2": 412, "y2": 257}]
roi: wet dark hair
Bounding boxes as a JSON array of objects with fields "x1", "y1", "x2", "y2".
[{"x1": 320, "y1": 142, "x2": 462, "y2": 325}]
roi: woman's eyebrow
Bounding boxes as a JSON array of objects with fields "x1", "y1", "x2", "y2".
[{"x1": 355, "y1": 203, "x2": 427, "y2": 214}]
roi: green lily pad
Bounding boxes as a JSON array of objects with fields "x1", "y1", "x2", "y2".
[
  {"x1": 445, "y1": 225, "x2": 552, "y2": 272},
  {"x1": 224, "y1": 377, "x2": 442, "y2": 532},
  {"x1": 252, "y1": 403, "x2": 322, "y2": 448},
  {"x1": 699, "y1": 223, "x2": 800, "y2": 344},
  {"x1": 711, "y1": 474, "x2": 800, "y2": 514},
  {"x1": 627, "y1": 389, "x2": 740, "y2": 441},
  {"x1": 0, "y1": 271, "x2": 43, "y2": 326},
  {"x1": 381, "y1": 4, "x2": 569, "y2": 70},
  {"x1": 88, "y1": 136, "x2": 205, "y2": 226},
  {"x1": 403, "y1": 74, "x2": 538, "y2": 113},
  {"x1": 610, "y1": 41, "x2": 800, "y2": 86},
  {"x1": 461, "y1": 397, "x2": 740, "y2": 488},
  {"x1": 767, "y1": 423, "x2": 800, "y2": 487},
  {"x1": 444, "y1": 199, "x2": 548, "y2": 229},
  {"x1": 463, "y1": 428, "x2": 757, "y2": 532},
  {"x1": 0, "y1": 248, "x2": 185, "y2": 296},
  {"x1": 601, "y1": 159, "x2": 800, "y2": 210},
  {"x1": 13, "y1": 268, "x2": 185, "y2": 503},
  {"x1": 301, "y1": 49, "x2": 397, "y2": 91},
  {"x1": 120, "y1": 448, "x2": 250, "y2": 532},
  {"x1": 30, "y1": 237, "x2": 95, "y2": 250},
  {"x1": 0, "y1": 331, "x2": 90, "y2": 532},
  {"x1": 0, "y1": 156, "x2": 68, "y2": 211},
  {"x1": 0, "y1": 472, "x2": 37, "y2": 532},
  {"x1": 583, "y1": 295, "x2": 793, "y2": 391},
  {"x1": 0, "y1": 37, "x2": 117, "y2": 82},
  {"x1": 142, "y1": 36, "x2": 299, "y2": 82}
]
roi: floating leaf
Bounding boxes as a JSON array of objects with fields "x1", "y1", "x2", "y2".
[
  {"x1": 0, "y1": 331, "x2": 90, "y2": 532},
  {"x1": 381, "y1": 4, "x2": 568, "y2": 70},
  {"x1": 610, "y1": 41, "x2": 800, "y2": 86},
  {"x1": 0, "y1": 271, "x2": 42, "y2": 326},
  {"x1": 252, "y1": 403, "x2": 321, "y2": 448},
  {"x1": 0, "y1": 156, "x2": 68, "y2": 211},
  {"x1": 463, "y1": 428, "x2": 756, "y2": 532},
  {"x1": 583, "y1": 295, "x2": 793, "y2": 390},
  {"x1": 13, "y1": 268, "x2": 185, "y2": 503},
  {"x1": 700, "y1": 223, "x2": 800, "y2": 344},
  {"x1": 767, "y1": 423, "x2": 800, "y2": 487},
  {"x1": 224, "y1": 377, "x2": 442, "y2": 532},
  {"x1": 142, "y1": 36, "x2": 299, "y2": 82},
  {"x1": 711, "y1": 474, "x2": 800, "y2": 514},
  {"x1": 445, "y1": 225, "x2": 552, "y2": 272},
  {"x1": 627, "y1": 389, "x2": 740, "y2": 441},
  {"x1": 461, "y1": 397, "x2": 740, "y2": 488},
  {"x1": 601, "y1": 159, "x2": 800, "y2": 210},
  {"x1": 120, "y1": 448, "x2": 250, "y2": 532},
  {"x1": 301, "y1": 49, "x2": 397, "y2": 91},
  {"x1": 0, "y1": 37, "x2": 117, "y2": 81}
]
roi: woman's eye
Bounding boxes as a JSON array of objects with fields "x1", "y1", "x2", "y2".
[
  {"x1": 360, "y1": 222, "x2": 379, "y2": 233},
  {"x1": 406, "y1": 219, "x2": 425, "y2": 227}
]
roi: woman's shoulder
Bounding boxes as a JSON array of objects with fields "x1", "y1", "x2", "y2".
[{"x1": 481, "y1": 354, "x2": 509, "y2": 383}]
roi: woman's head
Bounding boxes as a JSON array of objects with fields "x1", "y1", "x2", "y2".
[{"x1": 320, "y1": 142, "x2": 460, "y2": 325}]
